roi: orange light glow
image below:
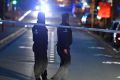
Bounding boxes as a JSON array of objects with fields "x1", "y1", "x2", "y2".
[
  {"x1": 98, "y1": 2, "x2": 111, "y2": 18},
  {"x1": 57, "y1": 0, "x2": 63, "y2": 2}
]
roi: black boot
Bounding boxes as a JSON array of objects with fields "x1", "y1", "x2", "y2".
[
  {"x1": 42, "y1": 77, "x2": 48, "y2": 80},
  {"x1": 42, "y1": 70, "x2": 48, "y2": 80},
  {"x1": 42, "y1": 75, "x2": 48, "y2": 80},
  {"x1": 35, "y1": 77, "x2": 41, "y2": 80}
]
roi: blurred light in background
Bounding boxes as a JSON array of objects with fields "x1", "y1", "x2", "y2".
[
  {"x1": 34, "y1": 0, "x2": 52, "y2": 17},
  {"x1": 81, "y1": 15, "x2": 87, "y2": 23},
  {"x1": 19, "y1": 10, "x2": 32, "y2": 21},
  {"x1": 59, "y1": 4, "x2": 65, "y2": 7},
  {"x1": 82, "y1": 1, "x2": 90, "y2": 10},
  {"x1": 57, "y1": 0, "x2": 63, "y2": 2},
  {"x1": 118, "y1": 37, "x2": 120, "y2": 41},
  {"x1": 0, "y1": 18, "x2": 2, "y2": 24},
  {"x1": 35, "y1": 5, "x2": 40, "y2": 10},
  {"x1": 97, "y1": 15, "x2": 102, "y2": 20},
  {"x1": 12, "y1": 0, "x2": 17, "y2": 5},
  {"x1": 41, "y1": 3, "x2": 52, "y2": 17},
  {"x1": 33, "y1": 11, "x2": 39, "y2": 18},
  {"x1": 97, "y1": 6, "x2": 100, "y2": 10}
]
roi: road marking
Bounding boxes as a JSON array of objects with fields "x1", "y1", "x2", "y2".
[
  {"x1": 94, "y1": 54, "x2": 113, "y2": 58},
  {"x1": 50, "y1": 53, "x2": 54, "y2": 56},
  {"x1": 50, "y1": 58, "x2": 54, "y2": 60},
  {"x1": 50, "y1": 55, "x2": 54, "y2": 58},
  {"x1": 49, "y1": 60, "x2": 55, "y2": 63},
  {"x1": 19, "y1": 46, "x2": 32, "y2": 49},
  {"x1": 27, "y1": 36, "x2": 33, "y2": 39},
  {"x1": 102, "y1": 61, "x2": 120, "y2": 65},
  {"x1": 50, "y1": 32, "x2": 55, "y2": 53},
  {"x1": 88, "y1": 46, "x2": 105, "y2": 50},
  {"x1": 116, "y1": 76, "x2": 120, "y2": 79},
  {"x1": 49, "y1": 31, "x2": 55, "y2": 63}
]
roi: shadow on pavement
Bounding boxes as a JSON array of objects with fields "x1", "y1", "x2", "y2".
[{"x1": 0, "y1": 66, "x2": 33, "y2": 80}]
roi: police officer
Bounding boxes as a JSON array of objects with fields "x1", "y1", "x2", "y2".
[
  {"x1": 51, "y1": 13, "x2": 72, "y2": 80},
  {"x1": 32, "y1": 12, "x2": 48, "y2": 80}
]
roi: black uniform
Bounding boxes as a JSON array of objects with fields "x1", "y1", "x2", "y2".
[
  {"x1": 32, "y1": 12, "x2": 48, "y2": 80},
  {"x1": 57, "y1": 23, "x2": 72, "y2": 66},
  {"x1": 50, "y1": 13, "x2": 72, "y2": 80},
  {"x1": 32, "y1": 24, "x2": 48, "y2": 60}
]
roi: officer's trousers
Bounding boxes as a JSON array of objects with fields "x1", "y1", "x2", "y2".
[
  {"x1": 52, "y1": 46, "x2": 71, "y2": 80},
  {"x1": 33, "y1": 48, "x2": 48, "y2": 79}
]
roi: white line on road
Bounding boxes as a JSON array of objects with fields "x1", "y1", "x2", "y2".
[
  {"x1": 49, "y1": 31, "x2": 55, "y2": 63},
  {"x1": 19, "y1": 46, "x2": 32, "y2": 49},
  {"x1": 50, "y1": 53, "x2": 54, "y2": 56},
  {"x1": 49, "y1": 60, "x2": 54, "y2": 63},
  {"x1": 102, "y1": 61, "x2": 120, "y2": 65},
  {"x1": 50, "y1": 55, "x2": 54, "y2": 58},
  {"x1": 94, "y1": 54, "x2": 113, "y2": 58},
  {"x1": 116, "y1": 76, "x2": 120, "y2": 79},
  {"x1": 50, "y1": 32, "x2": 55, "y2": 53},
  {"x1": 88, "y1": 46, "x2": 105, "y2": 50}
]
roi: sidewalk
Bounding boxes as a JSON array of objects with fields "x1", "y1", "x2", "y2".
[
  {"x1": 0, "y1": 10, "x2": 29, "y2": 49},
  {"x1": 0, "y1": 26, "x2": 27, "y2": 48}
]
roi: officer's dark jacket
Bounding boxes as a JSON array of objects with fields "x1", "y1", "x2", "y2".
[
  {"x1": 32, "y1": 25, "x2": 48, "y2": 50},
  {"x1": 57, "y1": 23, "x2": 72, "y2": 48}
]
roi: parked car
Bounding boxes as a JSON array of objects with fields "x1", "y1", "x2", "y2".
[
  {"x1": 104, "y1": 21, "x2": 119, "y2": 42},
  {"x1": 111, "y1": 21, "x2": 119, "y2": 30},
  {"x1": 113, "y1": 22, "x2": 120, "y2": 49}
]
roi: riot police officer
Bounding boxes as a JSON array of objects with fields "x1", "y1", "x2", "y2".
[{"x1": 32, "y1": 12, "x2": 48, "y2": 80}]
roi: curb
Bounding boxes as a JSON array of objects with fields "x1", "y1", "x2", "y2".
[
  {"x1": 0, "y1": 10, "x2": 31, "y2": 49},
  {"x1": 87, "y1": 31, "x2": 120, "y2": 58},
  {"x1": 0, "y1": 28, "x2": 28, "y2": 49}
]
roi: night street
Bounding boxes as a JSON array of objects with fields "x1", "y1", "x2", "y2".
[{"x1": 0, "y1": 11, "x2": 120, "y2": 80}]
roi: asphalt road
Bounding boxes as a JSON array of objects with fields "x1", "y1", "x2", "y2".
[{"x1": 0, "y1": 11, "x2": 120, "y2": 80}]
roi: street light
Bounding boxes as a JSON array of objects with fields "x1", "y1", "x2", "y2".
[
  {"x1": 11, "y1": 0, "x2": 17, "y2": 11},
  {"x1": 12, "y1": 0, "x2": 17, "y2": 5}
]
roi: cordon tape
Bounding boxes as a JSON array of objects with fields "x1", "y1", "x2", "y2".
[{"x1": 0, "y1": 20, "x2": 120, "y2": 33}]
